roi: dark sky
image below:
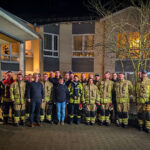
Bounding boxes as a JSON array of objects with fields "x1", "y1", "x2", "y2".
[
  {"x1": 0, "y1": 0, "x2": 91, "y2": 17},
  {"x1": 0, "y1": 0, "x2": 131, "y2": 24}
]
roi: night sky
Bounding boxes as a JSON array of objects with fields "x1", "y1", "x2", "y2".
[{"x1": 0, "y1": 0, "x2": 132, "y2": 24}]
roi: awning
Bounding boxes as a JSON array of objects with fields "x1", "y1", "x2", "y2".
[{"x1": 0, "y1": 7, "x2": 38, "y2": 44}]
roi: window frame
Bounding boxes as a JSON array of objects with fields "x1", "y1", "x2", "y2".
[
  {"x1": 0, "y1": 43, "x2": 19, "y2": 62},
  {"x1": 72, "y1": 34, "x2": 95, "y2": 58},
  {"x1": 25, "y1": 41, "x2": 33, "y2": 58},
  {"x1": 43, "y1": 32, "x2": 59, "y2": 58}
]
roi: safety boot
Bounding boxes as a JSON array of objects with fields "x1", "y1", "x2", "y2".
[
  {"x1": 146, "y1": 129, "x2": 150, "y2": 133},
  {"x1": 3, "y1": 117, "x2": 8, "y2": 125},
  {"x1": 99, "y1": 122, "x2": 104, "y2": 126},
  {"x1": 77, "y1": 118, "x2": 81, "y2": 125},
  {"x1": 15, "y1": 123, "x2": 19, "y2": 127},
  {"x1": 69, "y1": 118, "x2": 73, "y2": 125}
]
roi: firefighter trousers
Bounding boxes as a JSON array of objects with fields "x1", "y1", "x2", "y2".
[
  {"x1": 3, "y1": 102, "x2": 14, "y2": 122},
  {"x1": 117, "y1": 102, "x2": 129, "y2": 125},
  {"x1": 14, "y1": 104, "x2": 25, "y2": 124},
  {"x1": 40, "y1": 101, "x2": 53, "y2": 122},
  {"x1": 69, "y1": 103, "x2": 81, "y2": 122},
  {"x1": 98, "y1": 103, "x2": 110, "y2": 124},
  {"x1": 137, "y1": 103, "x2": 150, "y2": 130},
  {"x1": 86, "y1": 104, "x2": 96, "y2": 124}
]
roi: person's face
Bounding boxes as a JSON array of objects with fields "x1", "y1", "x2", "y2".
[
  {"x1": 24, "y1": 75, "x2": 28, "y2": 81},
  {"x1": 43, "y1": 74, "x2": 48, "y2": 81},
  {"x1": 142, "y1": 73, "x2": 147, "y2": 78},
  {"x1": 89, "y1": 79, "x2": 93, "y2": 84},
  {"x1": 81, "y1": 74, "x2": 86, "y2": 80},
  {"x1": 50, "y1": 72, "x2": 54, "y2": 78},
  {"x1": 28, "y1": 75, "x2": 33, "y2": 82},
  {"x1": 89, "y1": 74, "x2": 93, "y2": 79},
  {"x1": 59, "y1": 79, "x2": 64, "y2": 84},
  {"x1": 17, "y1": 75, "x2": 23, "y2": 81},
  {"x1": 105, "y1": 73, "x2": 110, "y2": 79},
  {"x1": 74, "y1": 76, "x2": 79, "y2": 82},
  {"x1": 55, "y1": 71, "x2": 60, "y2": 78},
  {"x1": 112, "y1": 73, "x2": 117, "y2": 80},
  {"x1": 119, "y1": 74, "x2": 125, "y2": 80},
  {"x1": 34, "y1": 75, "x2": 39, "y2": 81},
  {"x1": 95, "y1": 76, "x2": 100, "y2": 81},
  {"x1": 65, "y1": 73, "x2": 69, "y2": 80},
  {"x1": 70, "y1": 74, "x2": 74, "y2": 80},
  {"x1": 7, "y1": 73, "x2": 12, "y2": 79}
]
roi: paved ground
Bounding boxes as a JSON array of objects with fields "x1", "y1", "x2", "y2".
[{"x1": 0, "y1": 122, "x2": 149, "y2": 150}]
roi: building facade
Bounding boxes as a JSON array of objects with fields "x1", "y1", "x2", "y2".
[{"x1": 1, "y1": 7, "x2": 146, "y2": 80}]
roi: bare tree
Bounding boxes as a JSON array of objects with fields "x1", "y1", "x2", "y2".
[{"x1": 85, "y1": 0, "x2": 150, "y2": 83}]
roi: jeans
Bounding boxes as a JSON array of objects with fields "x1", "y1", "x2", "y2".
[
  {"x1": 56, "y1": 102, "x2": 66, "y2": 122},
  {"x1": 30, "y1": 100, "x2": 41, "y2": 123}
]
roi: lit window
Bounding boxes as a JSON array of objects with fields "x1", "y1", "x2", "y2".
[
  {"x1": 85, "y1": 35, "x2": 94, "y2": 50},
  {"x1": 0, "y1": 43, "x2": 19, "y2": 62},
  {"x1": 117, "y1": 32, "x2": 141, "y2": 59},
  {"x1": 25, "y1": 41, "x2": 33, "y2": 57},
  {"x1": 43, "y1": 33, "x2": 59, "y2": 57},
  {"x1": 73, "y1": 34, "x2": 94, "y2": 57},
  {"x1": 74, "y1": 36, "x2": 82, "y2": 51}
]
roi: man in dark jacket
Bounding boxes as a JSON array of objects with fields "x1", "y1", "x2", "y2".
[
  {"x1": 53, "y1": 77, "x2": 69, "y2": 125},
  {"x1": 27, "y1": 73, "x2": 44, "y2": 127},
  {"x1": 50, "y1": 71, "x2": 61, "y2": 86}
]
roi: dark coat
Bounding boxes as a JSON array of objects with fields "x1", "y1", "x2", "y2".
[{"x1": 53, "y1": 84, "x2": 69, "y2": 103}]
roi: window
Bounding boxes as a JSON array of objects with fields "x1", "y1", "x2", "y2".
[
  {"x1": 25, "y1": 41, "x2": 33, "y2": 72},
  {"x1": 0, "y1": 43, "x2": 19, "y2": 62},
  {"x1": 43, "y1": 33, "x2": 59, "y2": 57},
  {"x1": 25, "y1": 41, "x2": 33, "y2": 57},
  {"x1": 73, "y1": 34, "x2": 94, "y2": 57},
  {"x1": 117, "y1": 32, "x2": 150, "y2": 59}
]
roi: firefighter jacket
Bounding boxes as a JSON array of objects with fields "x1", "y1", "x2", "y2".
[
  {"x1": 136, "y1": 77, "x2": 150, "y2": 104},
  {"x1": 99, "y1": 79, "x2": 114, "y2": 104},
  {"x1": 81, "y1": 79, "x2": 87, "y2": 87},
  {"x1": 10, "y1": 80, "x2": 26, "y2": 104},
  {"x1": 2, "y1": 79, "x2": 14, "y2": 102},
  {"x1": 41, "y1": 80, "x2": 53, "y2": 102},
  {"x1": 68, "y1": 81, "x2": 83, "y2": 104},
  {"x1": 83, "y1": 83, "x2": 100, "y2": 104},
  {"x1": 94, "y1": 80, "x2": 101, "y2": 87},
  {"x1": 114, "y1": 79, "x2": 133, "y2": 103}
]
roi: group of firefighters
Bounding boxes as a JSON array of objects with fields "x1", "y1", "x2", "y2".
[{"x1": 0, "y1": 70, "x2": 150, "y2": 133}]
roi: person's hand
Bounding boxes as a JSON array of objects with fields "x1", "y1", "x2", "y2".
[
  {"x1": 42, "y1": 99, "x2": 45, "y2": 102},
  {"x1": 27, "y1": 99, "x2": 31, "y2": 103}
]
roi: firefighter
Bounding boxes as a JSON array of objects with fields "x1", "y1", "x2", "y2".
[
  {"x1": 2, "y1": 71, "x2": 15, "y2": 124},
  {"x1": 111, "y1": 73, "x2": 119, "y2": 124},
  {"x1": 25, "y1": 74, "x2": 33, "y2": 121},
  {"x1": 114, "y1": 72, "x2": 133, "y2": 128},
  {"x1": 0, "y1": 81, "x2": 4, "y2": 121},
  {"x1": 68, "y1": 75, "x2": 83, "y2": 125},
  {"x1": 136, "y1": 70, "x2": 150, "y2": 133},
  {"x1": 83, "y1": 78, "x2": 100, "y2": 125},
  {"x1": 10, "y1": 73, "x2": 26, "y2": 126},
  {"x1": 94, "y1": 73, "x2": 101, "y2": 87},
  {"x1": 98, "y1": 71, "x2": 114, "y2": 126},
  {"x1": 40, "y1": 73, "x2": 53, "y2": 123},
  {"x1": 64, "y1": 72, "x2": 70, "y2": 87},
  {"x1": 81, "y1": 73, "x2": 87, "y2": 87}
]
